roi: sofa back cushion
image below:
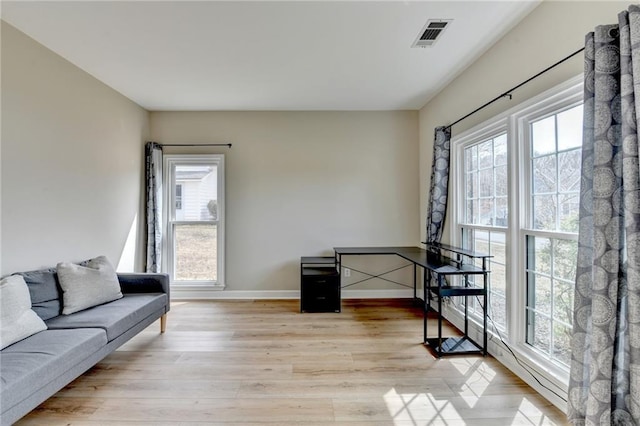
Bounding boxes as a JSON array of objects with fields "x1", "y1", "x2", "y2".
[
  {"x1": 0, "y1": 275, "x2": 47, "y2": 349},
  {"x1": 15, "y1": 268, "x2": 61, "y2": 321},
  {"x1": 57, "y1": 256, "x2": 123, "y2": 315}
]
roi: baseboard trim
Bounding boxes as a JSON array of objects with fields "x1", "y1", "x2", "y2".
[{"x1": 171, "y1": 289, "x2": 415, "y2": 300}]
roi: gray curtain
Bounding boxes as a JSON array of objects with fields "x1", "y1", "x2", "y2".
[
  {"x1": 426, "y1": 126, "x2": 452, "y2": 243},
  {"x1": 145, "y1": 142, "x2": 163, "y2": 273},
  {"x1": 568, "y1": 6, "x2": 640, "y2": 424}
]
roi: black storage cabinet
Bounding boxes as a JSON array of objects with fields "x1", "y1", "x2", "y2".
[{"x1": 300, "y1": 257, "x2": 340, "y2": 313}]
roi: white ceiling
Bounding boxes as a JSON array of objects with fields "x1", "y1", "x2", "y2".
[{"x1": 1, "y1": 1, "x2": 540, "y2": 111}]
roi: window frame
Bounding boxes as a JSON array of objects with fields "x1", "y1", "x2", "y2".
[
  {"x1": 162, "y1": 154, "x2": 225, "y2": 289},
  {"x1": 517, "y1": 96, "x2": 583, "y2": 370},
  {"x1": 448, "y1": 75, "x2": 583, "y2": 395},
  {"x1": 452, "y1": 121, "x2": 510, "y2": 333}
]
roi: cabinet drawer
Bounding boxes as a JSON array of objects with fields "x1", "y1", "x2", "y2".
[{"x1": 300, "y1": 272, "x2": 340, "y2": 313}]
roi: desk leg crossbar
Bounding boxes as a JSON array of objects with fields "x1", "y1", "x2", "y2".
[{"x1": 335, "y1": 254, "x2": 422, "y2": 303}]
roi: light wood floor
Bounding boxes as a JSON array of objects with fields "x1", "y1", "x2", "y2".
[{"x1": 18, "y1": 299, "x2": 568, "y2": 425}]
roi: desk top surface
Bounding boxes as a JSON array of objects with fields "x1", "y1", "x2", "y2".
[
  {"x1": 334, "y1": 246, "x2": 488, "y2": 275},
  {"x1": 335, "y1": 245, "x2": 490, "y2": 259},
  {"x1": 334, "y1": 246, "x2": 423, "y2": 255}
]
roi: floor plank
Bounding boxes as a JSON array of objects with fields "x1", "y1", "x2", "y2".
[{"x1": 17, "y1": 299, "x2": 568, "y2": 425}]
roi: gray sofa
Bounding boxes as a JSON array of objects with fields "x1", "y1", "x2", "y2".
[{"x1": 0, "y1": 268, "x2": 170, "y2": 425}]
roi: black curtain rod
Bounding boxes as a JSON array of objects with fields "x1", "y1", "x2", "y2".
[
  {"x1": 446, "y1": 46, "x2": 585, "y2": 130},
  {"x1": 161, "y1": 143, "x2": 232, "y2": 148}
]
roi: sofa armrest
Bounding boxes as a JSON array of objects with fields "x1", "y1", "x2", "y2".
[{"x1": 117, "y1": 273, "x2": 170, "y2": 299}]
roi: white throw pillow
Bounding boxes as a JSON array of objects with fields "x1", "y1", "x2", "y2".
[
  {"x1": 57, "y1": 256, "x2": 123, "y2": 315},
  {"x1": 0, "y1": 275, "x2": 48, "y2": 350}
]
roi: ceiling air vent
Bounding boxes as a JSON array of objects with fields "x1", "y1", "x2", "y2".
[{"x1": 412, "y1": 19, "x2": 452, "y2": 48}]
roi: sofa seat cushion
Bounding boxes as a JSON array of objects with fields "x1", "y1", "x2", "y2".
[
  {"x1": 0, "y1": 328, "x2": 107, "y2": 413},
  {"x1": 46, "y1": 293, "x2": 167, "y2": 341}
]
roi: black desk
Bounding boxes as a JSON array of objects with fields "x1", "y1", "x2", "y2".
[{"x1": 334, "y1": 245, "x2": 491, "y2": 357}]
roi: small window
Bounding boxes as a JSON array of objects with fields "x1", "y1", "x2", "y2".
[{"x1": 164, "y1": 155, "x2": 225, "y2": 287}]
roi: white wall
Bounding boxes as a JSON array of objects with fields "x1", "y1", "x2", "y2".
[
  {"x1": 151, "y1": 111, "x2": 419, "y2": 292},
  {"x1": 1, "y1": 22, "x2": 150, "y2": 275},
  {"x1": 419, "y1": 0, "x2": 630, "y2": 244}
]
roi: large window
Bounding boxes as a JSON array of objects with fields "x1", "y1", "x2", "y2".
[
  {"x1": 459, "y1": 133, "x2": 508, "y2": 330},
  {"x1": 164, "y1": 155, "x2": 225, "y2": 287},
  {"x1": 524, "y1": 104, "x2": 582, "y2": 367},
  {"x1": 451, "y1": 77, "x2": 583, "y2": 380}
]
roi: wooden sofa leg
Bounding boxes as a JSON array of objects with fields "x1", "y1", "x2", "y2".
[{"x1": 160, "y1": 314, "x2": 167, "y2": 333}]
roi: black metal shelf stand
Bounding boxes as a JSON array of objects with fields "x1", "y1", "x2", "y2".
[{"x1": 422, "y1": 242, "x2": 491, "y2": 358}]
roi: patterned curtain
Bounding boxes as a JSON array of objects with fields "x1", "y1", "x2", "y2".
[
  {"x1": 426, "y1": 126, "x2": 452, "y2": 243},
  {"x1": 568, "y1": 6, "x2": 640, "y2": 424},
  {"x1": 145, "y1": 142, "x2": 163, "y2": 273}
]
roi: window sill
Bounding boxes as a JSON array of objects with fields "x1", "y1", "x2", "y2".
[
  {"x1": 171, "y1": 281, "x2": 225, "y2": 288},
  {"x1": 168, "y1": 283, "x2": 226, "y2": 300}
]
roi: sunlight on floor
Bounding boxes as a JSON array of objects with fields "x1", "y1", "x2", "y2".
[
  {"x1": 384, "y1": 387, "x2": 461, "y2": 424},
  {"x1": 450, "y1": 358, "x2": 497, "y2": 406},
  {"x1": 384, "y1": 386, "x2": 561, "y2": 425},
  {"x1": 382, "y1": 357, "x2": 561, "y2": 426}
]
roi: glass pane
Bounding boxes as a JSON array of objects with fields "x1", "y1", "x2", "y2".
[
  {"x1": 490, "y1": 231, "x2": 506, "y2": 259},
  {"x1": 474, "y1": 230, "x2": 490, "y2": 255},
  {"x1": 461, "y1": 228, "x2": 473, "y2": 250},
  {"x1": 175, "y1": 184, "x2": 183, "y2": 209},
  {"x1": 531, "y1": 274, "x2": 552, "y2": 314},
  {"x1": 494, "y1": 134, "x2": 507, "y2": 166},
  {"x1": 466, "y1": 199, "x2": 478, "y2": 224},
  {"x1": 479, "y1": 199, "x2": 493, "y2": 226},
  {"x1": 532, "y1": 155, "x2": 557, "y2": 194},
  {"x1": 558, "y1": 149, "x2": 581, "y2": 193},
  {"x1": 479, "y1": 141, "x2": 493, "y2": 169},
  {"x1": 490, "y1": 294, "x2": 506, "y2": 330},
  {"x1": 479, "y1": 169, "x2": 494, "y2": 197},
  {"x1": 553, "y1": 239, "x2": 578, "y2": 282},
  {"x1": 528, "y1": 310, "x2": 551, "y2": 354},
  {"x1": 532, "y1": 116, "x2": 556, "y2": 157},
  {"x1": 465, "y1": 146, "x2": 478, "y2": 171},
  {"x1": 495, "y1": 197, "x2": 508, "y2": 227},
  {"x1": 533, "y1": 194, "x2": 557, "y2": 230},
  {"x1": 466, "y1": 171, "x2": 478, "y2": 199},
  {"x1": 553, "y1": 323, "x2": 572, "y2": 366},
  {"x1": 559, "y1": 194, "x2": 580, "y2": 232},
  {"x1": 175, "y1": 165, "x2": 218, "y2": 221},
  {"x1": 495, "y1": 165, "x2": 507, "y2": 197},
  {"x1": 174, "y1": 223, "x2": 217, "y2": 281},
  {"x1": 468, "y1": 297, "x2": 479, "y2": 316},
  {"x1": 529, "y1": 237, "x2": 551, "y2": 275},
  {"x1": 491, "y1": 262, "x2": 506, "y2": 296},
  {"x1": 554, "y1": 279, "x2": 574, "y2": 325},
  {"x1": 557, "y1": 105, "x2": 583, "y2": 151}
]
